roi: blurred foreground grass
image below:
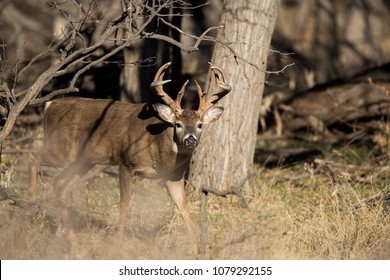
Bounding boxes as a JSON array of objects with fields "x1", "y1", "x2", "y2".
[{"x1": 0, "y1": 141, "x2": 389, "y2": 259}]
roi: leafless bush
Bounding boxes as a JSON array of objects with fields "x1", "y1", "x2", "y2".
[{"x1": 0, "y1": 0, "x2": 221, "y2": 142}]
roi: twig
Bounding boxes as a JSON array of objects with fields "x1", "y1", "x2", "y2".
[
  {"x1": 1, "y1": 149, "x2": 31, "y2": 154},
  {"x1": 314, "y1": 158, "x2": 339, "y2": 185},
  {"x1": 158, "y1": 16, "x2": 222, "y2": 51},
  {"x1": 266, "y1": 62, "x2": 295, "y2": 74}
]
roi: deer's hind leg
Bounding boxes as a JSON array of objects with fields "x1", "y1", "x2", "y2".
[
  {"x1": 53, "y1": 159, "x2": 94, "y2": 251},
  {"x1": 28, "y1": 152, "x2": 40, "y2": 201}
]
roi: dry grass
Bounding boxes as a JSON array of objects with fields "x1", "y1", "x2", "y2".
[
  {"x1": 287, "y1": 178, "x2": 390, "y2": 259},
  {"x1": 0, "y1": 144, "x2": 389, "y2": 260}
]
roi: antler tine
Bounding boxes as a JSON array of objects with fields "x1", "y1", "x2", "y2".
[
  {"x1": 194, "y1": 80, "x2": 207, "y2": 115},
  {"x1": 210, "y1": 65, "x2": 227, "y2": 83},
  {"x1": 196, "y1": 64, "x2": 232, "y2": 116},
  {"x1": 150, "y1": 62, "x2": 183, "y2": 115},
  {"x1": 209, "y1": 65, "x2": 232, "y2": 104},
  {"x1": 176, "y1": 79, "x2": 189, "y2": 107},
  {"x1": 150, "y1": 62, "x2": 172, "y2": 89}
]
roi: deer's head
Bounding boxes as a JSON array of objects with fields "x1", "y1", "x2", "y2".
[{"x1": 151, "y1": 62, "x2": 231, "y2": 151}]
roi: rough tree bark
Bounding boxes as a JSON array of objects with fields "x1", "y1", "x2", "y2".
[{"x1": 189, "y1": 0, "x2": 280, "y2": 190}]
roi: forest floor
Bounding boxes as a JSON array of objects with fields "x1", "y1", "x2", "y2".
[{"x1": 0, "y1": 129, "x2": 389, "y2": 260}]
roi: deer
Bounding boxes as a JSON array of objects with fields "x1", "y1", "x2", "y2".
[{"x1": 28, "y1": 62, "x2": 231, "y2": 253}]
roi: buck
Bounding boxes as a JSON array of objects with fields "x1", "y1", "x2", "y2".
[{"x1": 28, "y1": 62, "x2": 231, "y2": 253}]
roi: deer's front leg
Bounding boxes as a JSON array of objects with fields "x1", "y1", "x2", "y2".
[
  {"x1": 166, "y1": 178, "x2": 198, "y2": 254},
  {"x1": 118, "y1": 165, "x2": 134, "y2": 237}
]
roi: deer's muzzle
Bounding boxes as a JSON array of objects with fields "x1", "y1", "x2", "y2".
[{"x1": 183, "y1": 135, "x2": 198, "y2": 148}]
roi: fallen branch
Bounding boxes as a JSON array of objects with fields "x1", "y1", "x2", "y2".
[
  {"x1": 201, "y1": 173, "x2": 254, "y2": 208},
  {"x1": 198, "y1": 173, "x2": 254, "y2": 256},
  {"x1": 210, "y1": 228, "x2": 257, "y2": 258},
  {"x1": 0, "y1": 187, "x2": 42, "y2": 217},
  {"x1": 354, "y1": 190, "x2": 390, "y2": 209},
  {"x1": 0, "y1": 185, "x2": 94, "y2": 232}
]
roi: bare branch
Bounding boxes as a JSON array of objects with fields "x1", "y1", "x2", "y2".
[
  {"x1": 0, "y1": 0, "x2": 226, "y2": 141},
  {"x1": 158, "y1": 16, "x2": 223, "y2": 51},
  {"x1": 0, "y1": 2, "x2": 138, "y2": 141},
  {"x1": 32, "y1": 2, "x2": 168, "y2": 105},
  {"x1": 266, "y1": 62, "x2": 295, "y2": 74}
]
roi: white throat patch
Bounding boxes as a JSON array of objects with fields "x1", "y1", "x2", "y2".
[{"x1": 172, "y1": 143, "x2": 178, "y2": 153}]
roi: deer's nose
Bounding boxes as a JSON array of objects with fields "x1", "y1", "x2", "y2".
[{"x1": 184, "y1": 135, "x2": 198, "y2": 148}]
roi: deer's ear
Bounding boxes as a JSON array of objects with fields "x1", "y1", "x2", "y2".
[
  {"x1": 153, "y1": 104, "x2": 176, "y2": 124},
  {"x1": 203, "y1": 106, "x2": 224, "y2": 124}
]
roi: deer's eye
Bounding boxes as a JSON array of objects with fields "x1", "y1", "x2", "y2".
[
  {"x1": 175, "y1": 123, "x2": 182, "y2": 129},
  {"x1": 197, "y1": 123, "x2": 203, "y2": 129}
]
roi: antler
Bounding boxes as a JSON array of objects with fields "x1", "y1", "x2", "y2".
[
  {"x1": 150, "y1": 62, "x2": 188, "y2": 116},
  {"x1": 196, "y1": 64, "x2": 232, "y2": 117}
]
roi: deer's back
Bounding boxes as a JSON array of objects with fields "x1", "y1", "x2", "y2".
[{"x1": 40, "y1": 97, "x2": 169, "y2": 168}]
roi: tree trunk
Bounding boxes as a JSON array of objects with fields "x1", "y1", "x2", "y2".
[{"x1": 189, "y1": 0, "x2": 279, "y2": 190}]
